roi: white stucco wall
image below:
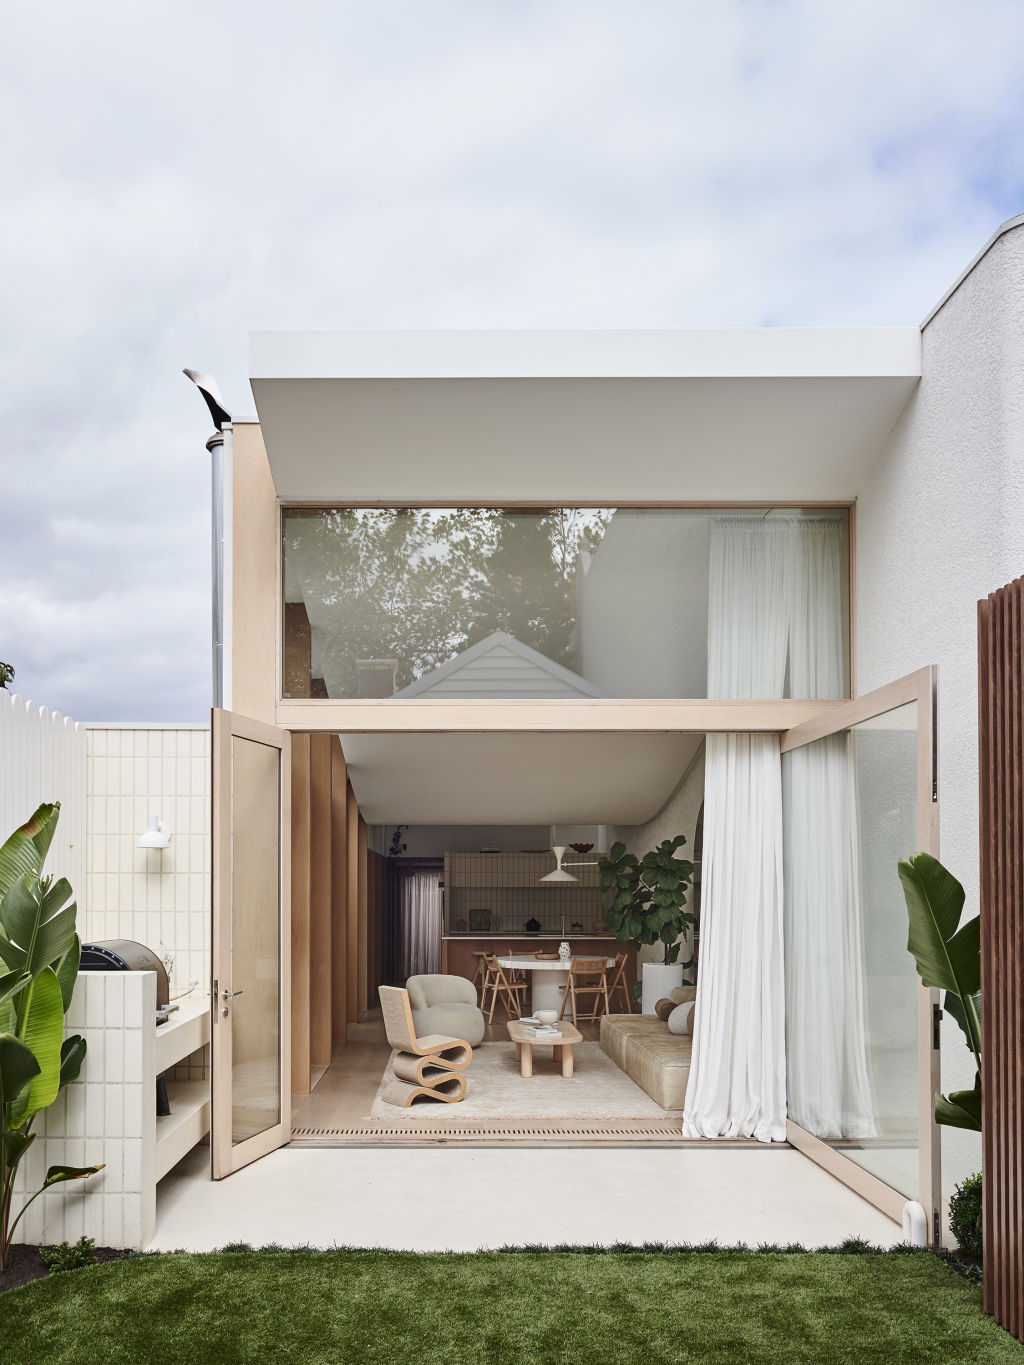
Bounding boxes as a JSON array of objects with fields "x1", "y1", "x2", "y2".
[{"x1": 856, "y1": 219, "x2": 1024, "y2": 1232}]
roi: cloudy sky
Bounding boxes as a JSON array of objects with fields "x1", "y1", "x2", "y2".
[{"x1": 3, "y1": 1, "x2": 1024, "y2": 722}]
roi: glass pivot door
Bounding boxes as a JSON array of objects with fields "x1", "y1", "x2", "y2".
[
  {"x1": 211, "y1": 710, "x2": 292, "y2": 1178},
  {"x1": 780, "y1": 667, "x2": 941, "y2": 1234}
]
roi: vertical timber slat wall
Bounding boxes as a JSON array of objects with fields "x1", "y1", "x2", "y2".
[
  {"x1": 291, "y1": 740, "x2": 390, "y2": 1078},
  {"x1": 290, "y1": 733, "x2": 312, "y2": 1094},
  {"x1": 979, "y1": 575, "x2": 1024, "y2": 1341},
  {"x1": 357, "y1": 816, "x2": 368, "y2": 1014},
  {"x1": 331, "y1": 743, "x2": 349, "y2": 1044},
  {"x1": 308, "y1": 734, "x2": 333, "y2": 1065},
  {"x1": 346, "y1": 784, "x2": 360, "y2": 1024}
]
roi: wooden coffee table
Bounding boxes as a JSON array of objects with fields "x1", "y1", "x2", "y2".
[{"x1": 507, "y1": 1019, "x2": 583, "y2": 1078}]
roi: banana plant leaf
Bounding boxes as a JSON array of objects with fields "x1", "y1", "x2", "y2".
[
  {"x1": 945, "y1": 987, "x2": 982, "y2": 1054},
  {"x1": 0, "y1": 804, "x2": 59, "y2": 902},
  {"x1": 59, "y1": 1034, "x2": 87, "y2": 1088},
  {"x1": 0, "y1": 874, "x2": 77, "y2": 982},
  {"x1": 0, "y1": 968, "x2": 30, "y2": 1009},
  {"x1": 0, "y1": 1033, "x2": 40, "y2": 1113},
  {"x1": 934, "y1": 1077, "x2": 982, "y2": 1132},
  {"x1": 8, "y1": 968, "x2": 63, "y2": 1129},
  {"x1": 2, "y1": 1128, "x2": 35, "y2": 1165},
  {"x1": 41, "y1": 1162, "x2": 104, "y2": 1188},
  {"x1": 898, "y1": 853, "x2": 981, "y2": 1070},
  {"x1": 54, "y1": 937, "x2": 81, "y2": 1012}
]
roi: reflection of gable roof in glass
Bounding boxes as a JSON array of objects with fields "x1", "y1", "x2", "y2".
[{"x1": 394, "y1": 631, "x2": 604, "y2": 699}]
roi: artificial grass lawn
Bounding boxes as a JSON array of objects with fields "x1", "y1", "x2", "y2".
[{"x1": 0, "y1": 1249, "x2": 1019, "y2": 1365}]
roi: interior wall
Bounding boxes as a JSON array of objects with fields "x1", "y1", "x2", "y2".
[
  {"x1": 611, "y1": 742, "x2": 706, "y2": 972},
  {"x1": 85, "y1": 725, "x2": 210, "y2": 994},
  {"x1": 855, "y1": 220, "x2": 1024, "y2": 1231}
]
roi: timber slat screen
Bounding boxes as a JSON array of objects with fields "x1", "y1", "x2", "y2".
[{"x1": 979, "y1": 574, "x2": 1024, "y2": 1340}]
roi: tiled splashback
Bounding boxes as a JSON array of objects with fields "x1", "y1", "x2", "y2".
[
  {"x1": 85, "y1": 726, "x2": 210, "y2": 994},
  {"x1": 443, "y1": 852, "x2": 607, "y2": 936}
]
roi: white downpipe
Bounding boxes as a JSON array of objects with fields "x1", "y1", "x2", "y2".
[{"x1": 902, "y1": 1200, "x2": 929, "y2": 1247}]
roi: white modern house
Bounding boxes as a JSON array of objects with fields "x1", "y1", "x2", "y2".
[{"x1": 7, "y1": 212, "x2": 1024, "y2": 1261}]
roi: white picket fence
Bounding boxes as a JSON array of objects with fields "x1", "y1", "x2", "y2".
[{"x1": 0, "y1": 690, "x2": 87, "y2": 901}]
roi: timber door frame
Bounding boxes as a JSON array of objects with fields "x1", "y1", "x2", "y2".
[
  {"x1": 211, "y1": 708, "x2": 292, "y2": 1178},
  {"x1": 781, "y1": 666, "x2": 942, "y2": 1236}
]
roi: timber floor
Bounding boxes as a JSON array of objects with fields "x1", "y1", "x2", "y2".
[{"x1": 289, "y1": 1023, "x2": 741, "y2": 1147}]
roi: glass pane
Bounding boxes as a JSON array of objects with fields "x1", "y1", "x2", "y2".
[
  {"x1": 783, "y1": 701, "x2": 920, "y2": 1198},
  {"x1": 282, "y1": 507, "x2": 850, "y2": 700},
  {"x1": 230, "y1": 736, "x2": 281, "y2": 1143}
]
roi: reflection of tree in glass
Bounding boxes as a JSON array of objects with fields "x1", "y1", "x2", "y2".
[
  {"x1": 284, "y1": 508, "x2": 611, "y2": 697},
  {"x1": 465, "y1": 510, "x2": 609, "y2": 670}
]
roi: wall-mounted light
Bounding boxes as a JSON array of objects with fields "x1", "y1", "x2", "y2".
[{"x1": 137, "y1": 816, "x2": 171, "y2": 850}]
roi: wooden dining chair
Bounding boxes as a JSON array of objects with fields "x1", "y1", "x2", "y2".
[
  {"x1": 471, "y1": 950, "x2": 490, "y2": 1002},
  {"x1": 480, "y1": 954, "x2": 528, "y2": 1023},
  {"x1": 607, "y1": 952, "x2": 632, "y2": 1013},
  {"x1": 558, "y1": 956, "x2": 611, "y2": 1023}
]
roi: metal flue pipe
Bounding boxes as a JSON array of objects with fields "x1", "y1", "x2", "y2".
[{"x1": 183, "y1": 369, "x2": 232, "y2": 709}]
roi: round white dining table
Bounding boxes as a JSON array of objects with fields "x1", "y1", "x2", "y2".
[{"x1": 495, "y1": 954, "x2": 617, "y2": 1020}]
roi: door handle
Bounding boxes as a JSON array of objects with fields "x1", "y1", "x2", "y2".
[{"x1": 222, "y1": 989, "x2": 244, "y2": 998}]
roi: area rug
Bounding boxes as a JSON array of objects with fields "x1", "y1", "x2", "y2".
[{"x1": 368, "y1": 1042, "x2": 667, "y2": 1120}]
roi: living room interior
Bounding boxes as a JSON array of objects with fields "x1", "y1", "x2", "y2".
[{"x1": 287, "y1": 733, "x2": 708, "y2": 1143}]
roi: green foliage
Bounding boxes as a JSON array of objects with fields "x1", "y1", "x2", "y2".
[
  {"x1": 40, "y1": 1236, "x2": 97, "y2": 1273},
  {"x1": 0, "y1": 662, "x2": 13, "y2": 691},
  {"x1": 898, "y1": 853, "x2": 982, "y2": 1132},
  {"x1": 0, "y1": 1249, "x2": 1015, "y2": 1364},
  {"x1": 949, "y1": 1172, "x2": 983, "y2": 1259},
  {"x1": 0, "y1": 804, "x2": 102, "y2": 1272},
  {"x1": 600, "y1": 836, "x2": 694, "y2": 964}
]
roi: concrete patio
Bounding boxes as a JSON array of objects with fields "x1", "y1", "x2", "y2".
[{"x1": 152, "y1": 1145, "x2": 903, "y2": 1252}]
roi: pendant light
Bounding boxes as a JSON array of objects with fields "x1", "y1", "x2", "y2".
[{"x1": 539, "y1": 846, "x2": 578, "y2": 883}]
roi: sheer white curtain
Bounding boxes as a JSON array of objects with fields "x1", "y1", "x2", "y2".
[
  {"x1": 783, "y1": 519, "x2": 875, "y2": 1138},
  {"x1": 683, "y1": 518, "x2": 789, "y2": 1141},
  {"x1": 399, "y1": 869, "x2": 442, "y2": 979}
]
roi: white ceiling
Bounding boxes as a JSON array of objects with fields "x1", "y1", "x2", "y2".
[
  {"x1": 339, "y1": 730, "x2": 704, "y2": 825},
  {"x1": 250, "y1": 328, "x2": 920, "y2": 503}
]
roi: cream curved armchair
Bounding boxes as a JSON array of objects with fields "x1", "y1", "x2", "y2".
[{"x1": 406, "y1": 972, "x2": 486, "y2": 1046}]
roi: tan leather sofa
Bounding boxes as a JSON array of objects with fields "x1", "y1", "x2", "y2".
[{"x1": 599, "y1": 1013, "x2": 693, "y2": 1110}]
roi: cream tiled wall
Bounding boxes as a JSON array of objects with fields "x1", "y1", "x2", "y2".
[
  {"x1": 14, "y1": 972, "x2": 157, "y2": 1249},
  {"x1": 85, "y1": 726, "x2": 210, "y2": 994}
]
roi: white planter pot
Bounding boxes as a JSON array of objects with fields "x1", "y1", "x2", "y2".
[{"x1": 641, "y1": 962, "x2": 684, "y2": 1015}]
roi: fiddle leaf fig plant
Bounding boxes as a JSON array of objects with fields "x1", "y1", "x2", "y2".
[
  {"x1": 599, "y1": 835, "x2": 695, "y2": 965},
  {"x1": 898, "y1": 852, "x2": 981, "y2": 1132},
  {"x1": 0, "y1": 803, "x2": 102, "y2": 1272}
]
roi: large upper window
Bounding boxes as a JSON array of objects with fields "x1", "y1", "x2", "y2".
[{"x1": 281, "y1": 507, "x2": 850, "y2": 700}]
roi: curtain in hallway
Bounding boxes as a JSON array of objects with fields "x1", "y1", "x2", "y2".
[
  {"x1": 398, "y1": 868, "x2": 442, "y2": 980},
  {"x1": 684, "y1": 514, "x2": 869, "y2": 1143},
  {"x1": 783, "y1": 518, "x2": 875, "y2": 1139}
]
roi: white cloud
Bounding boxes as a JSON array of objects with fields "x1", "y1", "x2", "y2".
[{"x1": 1, "y1": 0, "x2": 1023, "y2": 718}]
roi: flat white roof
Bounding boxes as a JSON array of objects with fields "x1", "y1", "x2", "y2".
[
  {"x1": 249, "y1": 327, "x2": 921, "y2": 502},
  {"x1": 251, "y1": 327, "x2": 920, "y2": 381}
]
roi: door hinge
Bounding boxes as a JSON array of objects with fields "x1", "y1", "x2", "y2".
[{"x1": 933, "y1": 1002, "x2": 943, "y2": 1049}]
